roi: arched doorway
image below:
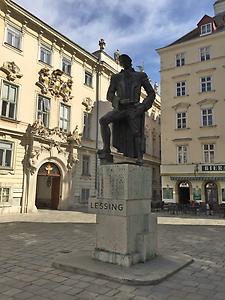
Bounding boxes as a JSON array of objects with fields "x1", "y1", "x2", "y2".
[
  {"x1": 35, "y1": 162, "x2": 61, "y2": 210},
  {"x1": 178, "y1": 182, "x2": 190, "y2": 205},
  {"x1": 205, "y1": 182, "x2": 218, "y2": 205}
]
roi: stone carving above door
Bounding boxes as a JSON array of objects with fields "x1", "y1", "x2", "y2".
[
  {"x1": 23, "y1": 120, "x2": 81, "y2": 174},
  {"x1": 0, "y1": 61, "x2": 23, "y2": 81},
  {"x1": 36, "y1": 68, "x2": 73, "y2": 102}
]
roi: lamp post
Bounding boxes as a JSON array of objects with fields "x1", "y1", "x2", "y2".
[{"x1": 94, "y1": 39, "x2": 105, "y2": 190}]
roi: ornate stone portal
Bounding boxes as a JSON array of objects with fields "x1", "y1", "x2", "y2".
[
  {"x1": 21, "y1": 120, "x2": 82, "y2": 213},
  {"x1": 23, "y1": 120, "x2": 81, "y2": 175}
]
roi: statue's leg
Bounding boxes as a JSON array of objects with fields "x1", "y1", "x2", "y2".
[{"x1": 99, "y1": 110, "x2": 122, "y2": 153}]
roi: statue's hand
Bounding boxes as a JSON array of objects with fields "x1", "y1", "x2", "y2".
[
  {"x1": 129, "y1": 103, "x2": 145, "y2": 119},
  {"x1": 134, "y1": 103, "x2": 146, "y2": 114}
]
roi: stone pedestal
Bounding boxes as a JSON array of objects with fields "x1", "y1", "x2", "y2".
[{"x1": 90, "y1": 164, "x2": 157, "y2": 267}]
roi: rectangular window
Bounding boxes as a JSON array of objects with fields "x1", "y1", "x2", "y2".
[
  {"x1": 83, "y1": 112, "x2": 91, "y2": 139},
  {"x1": 82, "y1": 155, "x2": 90, "y2": 176},
  {"x1": 201, "y1": 23, "x2": 212, "y2": 36},
  {"x1": 0, "y1": 81, "x2": 18, "y2": 119},
  {"x1": 200, "y1": 76, "x2": 212, "y2": 92},
  {"x1": 84, "y1": 71, "x2": 92, "y2": 87},
  {"x1": 59, "y1": 103, "x2": 70, "y2": 132},
  {"x1": 6, "y1": 25, "x2": 22, "y2": 49},
  {"x1": 176, "y1": 112, "x2": 187, "y2": 129},
  {"x1": 0, "y1": 141, "x2": 13, "y2": 168},
  {"x1": 203, "y1": 144, "x2": 215, "y2": 163},
  {"x1": 0, "y1": 187, "x2": 10, "y2": 203},
  {"x1": 62, "y1": 57, "x2": 71, "y2": 76},
  {"x1": 176, "y1": 53, "x2": 185, "y2": 67},
  {"x1": 40, "y1": 44, "x2": 52, "y2": 65},
  {"x1": 80, "y1": 188, "x2": 90, "y2": 204},
  {"x1": 176, "y1": 81, "x2": 186, "y2": 96},
  {"x1": 200, "y1": 47, "x2": 210, "y2": 61},
  {"x1": 201, "y1": 108, "x2": 213, "y2": 127},
  {"x1": 37, "y1": 95, "x2": 50, "y2": 127},
  {"x1": 177, "y1": 145, "x2": 187, "y2": 164}
]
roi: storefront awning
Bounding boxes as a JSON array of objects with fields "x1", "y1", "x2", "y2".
[{"x1": 170, "y1": 176, "x2": 225, "y2": 181}]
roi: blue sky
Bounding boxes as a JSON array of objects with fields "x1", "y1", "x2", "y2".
[{"x1": 14, "y1": 0, "x2": 214, "y2": 85}]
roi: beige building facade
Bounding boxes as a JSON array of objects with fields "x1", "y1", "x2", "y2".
[
  {"x1": 0, "y1": 0, "x2": 161, "y2": 214},
  {"x1": 158, "y1": 0, "x2": 225, "y2": 206}
]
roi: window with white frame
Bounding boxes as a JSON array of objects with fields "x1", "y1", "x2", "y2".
[
  {"x1": 177, "y1": 145, "x2": 188, "y2": 164},
  {"x1": 200, "y1": 76, "x2": 212, "y2": 92},
  {"x1": 176, "y1": 53, "x2": 185, "y2": 67},
  {"x1": 0, "y1": 81, "x2": 18, "y2": 119},
  {"x1": 6, "y1": 25, "x2": 22, "y2": 49},
  {"x1": 40, "y1": 44, "x2": 52, "y2": 65},
  {"x1": 200, "y1": 47, "x2": 210, "y2": 61},
  {"x1": 203, "y1": 144, "x2": 215, "y2": 163},
  {"x1": 0, "y1": 187, "x2": 10, "y2": 203},
  {"x1": 59, "y1": 103, "x2": 70, "y2": 132},
  {"x1": 37, "y1": 95, "x2": 50, "y2": 127},
  {"x1": 62, "y1": 57, "x2": 71, "y2": 76},
  {"x1": 80, "y1": 188, "x2": 90, "y2": 204},
  {"x1": 201, "y1": 108, "x2": 213, "y2": 127},
  {"x1": 176, "y1": 81, "x2": 186, "y2": 96},
  {"x1": 0, "y1": 141, "x2": 13, "y2": 168},
  {"x1": 82, "y1": 155, "x2": 90, "y2": 176},
  {"x1": 200, "y1": 23, "x2": 212, "y2": 36},
  {"x1": 84, "y1": 71, "x2": 92, "y2": 87},
  {"x1": 176, "y1": 112, "x2": 187, "y2": 129},
  {"x1": 83, "y1": 112, "x2": 91, "y2": 139}
]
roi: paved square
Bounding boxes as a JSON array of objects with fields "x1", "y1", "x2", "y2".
[{"x1": 0, "y1": 211, "x2": 224, "y2": 300}]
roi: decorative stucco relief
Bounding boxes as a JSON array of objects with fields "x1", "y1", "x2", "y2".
[
  {"x1": 0, "y1": 61, "x2": 23, "y2": 81},
  {"x1": 23, "y1": 120, "x2": 81, "y2": 174},
  {"x1": 82, "y1": 97, "x2": 94, "y2": 112},
  {"x1": 36, "y1": 68, "x2": 73, "y2": 102}
]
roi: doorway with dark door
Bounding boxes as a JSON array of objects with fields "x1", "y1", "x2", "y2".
[
  {"x1": 178, "y1": 182, "x2": 191, "y2": 205},
  {"x1": 205, "y1": 182, "x2": 218, "y2": 207},
  {"x1": 35, "y1": 162, "x2": 61, "y2": 210}
]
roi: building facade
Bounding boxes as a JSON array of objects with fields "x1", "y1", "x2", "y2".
[
  {"x1": 0, "y1": 0, "x2": 161, "y2": 214},
  {"x1": 158, "y1": 0, "x2": 225, "y2": 206}
]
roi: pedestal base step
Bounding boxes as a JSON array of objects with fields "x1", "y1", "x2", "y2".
[{"x1": 52, "y1": 250, "x2": 193, "y2": 286}]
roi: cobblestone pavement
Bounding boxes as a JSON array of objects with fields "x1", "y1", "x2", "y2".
[{"x1": 0, "y1": 211, "x2": 225, "y2": 300}]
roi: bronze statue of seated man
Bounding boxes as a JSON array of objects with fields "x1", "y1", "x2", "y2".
[{"x1": 98, "y1": 54, "x2": 155, "y2": 164}]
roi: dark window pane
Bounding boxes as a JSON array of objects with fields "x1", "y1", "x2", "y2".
[{"x1": 5, "y1": 150, "x2": 12, "y2": 167}]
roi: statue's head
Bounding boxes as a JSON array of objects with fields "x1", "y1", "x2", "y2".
[{"x1": 119, "y1": 54, "x2": 132, "y2": 69}]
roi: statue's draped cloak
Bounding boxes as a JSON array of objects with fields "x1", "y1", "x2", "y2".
[{"x1": 112, "y1": 114, "x2": 145, "y2": 158}]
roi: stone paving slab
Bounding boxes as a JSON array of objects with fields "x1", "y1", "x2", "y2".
[{"x1": 53, "y1": 250, "x2": 193, "y2": 285}]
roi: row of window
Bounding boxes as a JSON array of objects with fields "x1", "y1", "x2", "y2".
[
  {"x1": 177, "y1": 144, "x2": 215, "y2": 164},
  {"x1": 176, "y1": 46, "x2": 211, "y2": 67},
  {"x1": 0, "y1": 81, "x2": 92, "y2": 136},
  {"x1": 176, "y1": 76, "x2": 213, "y2": 97},
  {"x1": 176, "y1": 108, "x2": 214, "y2": 129},
  {"x1": 5, "y1": 24, "x2": 93, "y2": 86}
]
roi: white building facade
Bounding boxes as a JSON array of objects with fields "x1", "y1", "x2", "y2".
[{"x1": 158, "y1": 0, "x2": 225, "y2": 207}]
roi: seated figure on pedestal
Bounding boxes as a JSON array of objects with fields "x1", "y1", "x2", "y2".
[{"x1": 98, "y1": 54, "x2": 155, "y2": 164}]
